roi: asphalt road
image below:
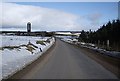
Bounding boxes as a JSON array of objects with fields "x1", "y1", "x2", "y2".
[{"x1": 9, "y1": 39, "x2": 118, "y2": 79}]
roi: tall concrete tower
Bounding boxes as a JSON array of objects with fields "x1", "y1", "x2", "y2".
[{"x1": 27, "y1": 22, "x2": 31, "y2": 33}]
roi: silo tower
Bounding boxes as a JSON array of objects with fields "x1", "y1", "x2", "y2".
[{"x1": 27, "y1": 22, "x2": 31, "y2": 33}]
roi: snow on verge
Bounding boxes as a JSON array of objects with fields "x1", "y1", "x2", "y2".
[
  {"x1": 60, "y1": 36, "x2": 120, "y2": 59},
  {"x1": 1, "y1": 36, "x2": 55, "y2": 80}
]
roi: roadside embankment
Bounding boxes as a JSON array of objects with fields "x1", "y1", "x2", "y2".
[{"x1": 1, "y1": 36, "x2": 55, "y2": 80}]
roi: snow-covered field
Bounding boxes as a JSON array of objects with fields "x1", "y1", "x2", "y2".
[
  {"x1": 0, "y1": 35, "x2": 55, "y2": 80},
  {"x1": 56, "y1": 36, "x2": 78, "y2": 43},
  {"x1": 59, "y1": 36, "x2": 120, "y2": 59}
]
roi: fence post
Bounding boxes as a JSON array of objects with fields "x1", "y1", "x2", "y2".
[{"x1": 107, "y1": 40, "x2": 109, "y2": 49}]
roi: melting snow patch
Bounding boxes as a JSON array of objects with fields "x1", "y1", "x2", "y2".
[
  {"x1": 60, "y1": 36, "x2": 120, "y2": 59},
  {"x1": 1, "y1": 35, "x2": 55, "y2": 79}
]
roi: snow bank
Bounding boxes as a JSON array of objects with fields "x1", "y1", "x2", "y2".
[
  {"x1": 80, "y1": 45, "x2": 120, "y2": 59},
  {"x1": 60, "y1": 36, "x2": 120, "y2": 59},
  {"x1": 1, "y1": 35, "x2": 55, "y2": 80}
]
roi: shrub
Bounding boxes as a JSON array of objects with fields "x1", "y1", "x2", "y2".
[
  {"x1": 26, "y1": 45, "x2": 35, "y2": 54},
  {"x1": 36, "y1": 40, "x2": 46, "y2": 45}
]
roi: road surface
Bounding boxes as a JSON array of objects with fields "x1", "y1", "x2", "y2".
[{"x1": 9, "y1": 39, "x2": 118, "y2": 79}]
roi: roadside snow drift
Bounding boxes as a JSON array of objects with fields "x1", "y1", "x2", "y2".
[
  {"x1": 59, "y1": 36, "x2": 120, "y2": 59},
  {"x1": 1, "y1": 35, "x2": 55, "y2": 80}
]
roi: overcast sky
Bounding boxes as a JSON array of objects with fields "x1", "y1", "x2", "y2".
[{"x1": 1, "y1": 2, "x2": 118, "y2": 31}]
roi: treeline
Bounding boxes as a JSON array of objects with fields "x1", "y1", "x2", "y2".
[{"x1": 78, "y1": 19, "x2": 120, "y2": 51}]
